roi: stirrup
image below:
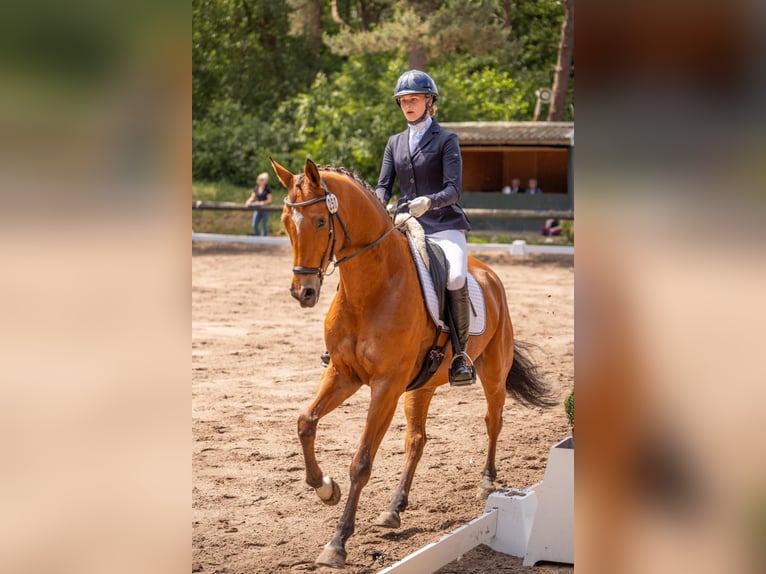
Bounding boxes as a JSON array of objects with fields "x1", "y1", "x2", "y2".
[
  {"x1": 320, "y1": 352, "x2": 330, "y2": 368},
  {"x1": 449, "y1": 351, "x2": 476, "y2": 386}
]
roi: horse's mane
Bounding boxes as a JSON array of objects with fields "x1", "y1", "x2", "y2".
[{"x1": 316, "y1": 165, "x2": 391, "y2": 220}]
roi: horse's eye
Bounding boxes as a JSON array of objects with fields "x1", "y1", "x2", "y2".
[{"x1": 316, "y1": 218, "x2": 327, "y2": 229}]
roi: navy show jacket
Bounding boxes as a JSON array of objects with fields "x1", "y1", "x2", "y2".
[{"x1": 375, "y1": 120, "x2": 471, "y2": 235}]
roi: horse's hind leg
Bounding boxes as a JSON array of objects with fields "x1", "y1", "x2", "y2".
[
  {"x1": 475, "y1": 344, "x2": 510, "y2": 499},
  {"x1": 298, "y1": 367, "x2": 361, "y2": 506},
  {"x1": 374, "y1": 386, "x2": 436, "y2": 529}
]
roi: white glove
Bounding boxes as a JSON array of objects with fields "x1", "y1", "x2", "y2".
[{"x1": 409, "y1": 196, "x2": 432, "y2": 218}]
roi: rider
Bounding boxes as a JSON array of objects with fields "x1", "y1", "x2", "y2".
[{"x1": 375, "y1": 70, "x2": 475, "y2": 386}]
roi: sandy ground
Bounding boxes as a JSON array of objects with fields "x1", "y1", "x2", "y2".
[{"x1": 192, "y1": 243, "x2": 574, "y2": 574}]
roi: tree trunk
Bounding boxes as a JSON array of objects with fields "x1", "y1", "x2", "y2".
[
  {"x1": 408, "y1": 42, "x2": 427, "y2": 71},
  {"x1": 503, "y1": 0, "x2": 511, "y2": 32},
  {"x1": 548, "y1": 0, "x2": 574, "y2": 121},
  {"x1": 308, "y1": 0, "x2": 323, "y2": 45}
]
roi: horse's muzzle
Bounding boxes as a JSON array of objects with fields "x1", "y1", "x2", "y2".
[{"x1": 290, "y1": 277, "x2": 320, "y2": 308}]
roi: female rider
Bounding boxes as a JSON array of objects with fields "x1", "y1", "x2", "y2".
[{"x1": 375, "y1": 70, "x2": 474, "y2": 386}]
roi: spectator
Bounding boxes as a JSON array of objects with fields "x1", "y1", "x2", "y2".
[
  {"x1": 501, "y1": 178, "x2": 522, "y2": 194},
  {"x1": 541, "y1": 218, "x2": 562, "y2": 236},
  {"x1": 245, "y1": 172, "x2": 272, "y2": 236},
  {"x1": 526, "y1": 178, "x2": 543, "y2": 195}
]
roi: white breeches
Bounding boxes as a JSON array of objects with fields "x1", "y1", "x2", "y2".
[{"x1": 427, "y1": 229, "x2": 468, "y2": 291}]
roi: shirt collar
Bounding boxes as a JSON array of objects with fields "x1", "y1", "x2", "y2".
[{"x1": 409, "y1": 116, "x2": 432, "y2": 135}]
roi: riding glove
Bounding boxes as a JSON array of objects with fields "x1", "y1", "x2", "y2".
[{"x1": 409, "y1": 197, "x2": 432, "y2": 218}]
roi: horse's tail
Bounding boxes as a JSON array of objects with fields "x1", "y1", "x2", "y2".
[{"x1": 506, "y1": 340, "x2": 558, "y2": 408}]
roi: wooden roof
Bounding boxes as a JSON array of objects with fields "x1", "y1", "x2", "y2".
[{"x1": 439, "y1": 121, "x2": 574, "y2": 146}]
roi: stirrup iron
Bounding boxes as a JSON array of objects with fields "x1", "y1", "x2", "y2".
[{"x1": 449, "y1": 351, "x2": 476, "y2": 386}]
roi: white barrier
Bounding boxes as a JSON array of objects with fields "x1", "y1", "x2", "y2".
[
  {"x1": 377, "y1": 510, "x2": 498, "y2": 574},
  {"x1": 191, "y1": 232, "x2": 574, "y2": 256},
  {"x1": 379, "y1": 436, "x2": 574, "y2": 573}
]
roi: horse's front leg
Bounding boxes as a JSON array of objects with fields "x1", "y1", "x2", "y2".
[
  {"x1": 316, "y1": 382, "x2": 401, "y2": 569},
  {"x1": 298, "y1": 365, "x2": 361, "y2": 505},
  {"x1": 375, "y1": 386, "x2": 436, "y2": 529}
]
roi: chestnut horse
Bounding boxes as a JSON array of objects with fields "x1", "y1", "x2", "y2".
[{"x1": 271, "y1": 158, "x2": 554, "y2": 568}]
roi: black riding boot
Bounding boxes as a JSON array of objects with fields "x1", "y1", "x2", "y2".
[{"x1": 447, "y1": 283, "x2": 476, "y2": 386}]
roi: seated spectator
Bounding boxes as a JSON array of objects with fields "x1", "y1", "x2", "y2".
[
  {"x1": 541, "y1": 218, "x2": 562, "y2": 236},
  {"x1": 501, "y1": 178, "x2": 522, "y2": 194},
  {"x1": 526, "y1": 178, "x2": 543, "y2": 194}
]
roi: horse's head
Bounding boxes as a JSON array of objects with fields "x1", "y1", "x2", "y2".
[{"x1": 272, "y1": 158, "x2": 335, "y2": 308}]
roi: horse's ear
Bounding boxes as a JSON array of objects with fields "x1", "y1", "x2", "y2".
[
  {"x1": 304, "y1": 158, "x2": 321, "y2": 187},
  {"x1": 270, "y1": 157, "x2": 293, "y2": 190}
]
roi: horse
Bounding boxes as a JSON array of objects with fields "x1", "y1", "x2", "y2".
[{"x1": 271, "y1": 158, "x2": 556, "y2": 569}]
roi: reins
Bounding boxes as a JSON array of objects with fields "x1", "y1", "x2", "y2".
[{"x1": 284, "y1": 176, "x2": 412, "y2": 281}]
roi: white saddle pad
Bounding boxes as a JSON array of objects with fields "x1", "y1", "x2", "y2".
[{"x1": 407, "y1": 237, "x2": 486, "y2": 336}]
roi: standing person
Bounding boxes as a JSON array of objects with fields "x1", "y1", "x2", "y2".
[
  {"x1": 245, "y1": 172, "x2": 272, "y2": 236},
  {"x1": 375, "y1": 70, "x2": 475, "y2": 386},
  {"x1": 526, "y1": 177, "x2": 543, "y2": 194}
]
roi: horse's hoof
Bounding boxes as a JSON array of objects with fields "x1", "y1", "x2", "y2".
[
  {"x1": 316, "y1": 475, "x2": 342, "y2": 506},
  {"x1": 477, "y1": 479, "x2": 495, "y2": 500},
  {"x1": 316, "y1": 544, "x2": 346, "y2": 569},
  {"x1": 374, "y1": 510, "x2": 401, "y2": 528}
]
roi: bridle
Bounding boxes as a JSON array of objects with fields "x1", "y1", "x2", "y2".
[{"x1": 283, "y1": 176, "x2": 411, "y2": 282}]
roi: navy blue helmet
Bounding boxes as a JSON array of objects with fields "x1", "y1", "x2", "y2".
[{"x1": 393, "y1": 70, "x2": 439, "y2": 103}]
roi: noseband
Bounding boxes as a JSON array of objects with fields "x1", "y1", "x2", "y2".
[{"x1": 284, "y1": 176, "x2": 411, "y2": 282}]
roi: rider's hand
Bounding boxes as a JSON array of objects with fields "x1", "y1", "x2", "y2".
[{"x1": 409, "y1": 197, "x2": 432, "y2": 218}]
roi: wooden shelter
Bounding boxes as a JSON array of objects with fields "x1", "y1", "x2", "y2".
[{"x1": 440, "y1": 121, "x2": 574, "y2": 231}]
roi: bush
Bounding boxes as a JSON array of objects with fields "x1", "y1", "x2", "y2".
[
  {"x1": 565, "y1": 390, "x2": 574, "y2": 428},
  {"x1": 561, "y1": 219, "x2": 574, "y2": 242},
  {"x1": 193, "y1": 99, "x2": 292, "y2": 187}
]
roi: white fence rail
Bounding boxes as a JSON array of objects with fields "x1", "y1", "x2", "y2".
[{"x1": 192, "y1": 201, "x2": 574, "y2": 221}]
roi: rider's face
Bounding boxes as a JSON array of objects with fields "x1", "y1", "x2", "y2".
[{"x1": 398, "y1": 94, "x2": 429, "y2": 121}]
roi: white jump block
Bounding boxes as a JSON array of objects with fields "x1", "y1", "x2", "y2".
[
  {"x1": 483, "y1": 487, "x2": 539, "y2": 557},
  {"x1": 510, "y1": 239, "x2": 528, "y2": 255},
  {"x1": 523, "y1": 436, "x2": 574, "y2": 566},
  {"x1": 379, "y1": 436, "x2": 573, "y2": 573}
]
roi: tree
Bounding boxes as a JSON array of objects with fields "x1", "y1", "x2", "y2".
[
  {"x1": 193, "y1": 0, "x2": 322, "y2": 120},
  {"x1": 324, "y1": 0, "x2": 509, "y2": 71},
  {"x1": 287, "y1": 0, "x2": 324, "y2": 69},
  {"x1": 328, "y1": 0, "x2": 390, "y2": 31},
  {"x1": 548, "y1": 0, "x2": 573, "y2": 121},
  {"x1": 193, "y1": 0, "x2": 574, "y2": 184}
]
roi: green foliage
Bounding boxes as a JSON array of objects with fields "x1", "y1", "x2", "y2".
[
  {"x1": 324, "y1": 0, "x2": 507, "y2": 69},
  {"x1": 193, "y1": 0, "x2": 326, "y2": 120},
  {"x1": 288, "y1": 55, "x2": 405, "y2": 184},
  {"x1": 565, "y1": 389, "x2": 574, "y2": 428},
  {"x1": 561, "y1": 219, "x2": 574, "y2": 242},
  {"x1": 504, "y1": 0, "x2": 566, "y2": 74},
  {"x1": 436, "y1": 60, "x2": 530, "y2": 121},
  {"x1": 193, "y1": 99, "x2": 262, "y2": 185},
  {"x1": 192, "y1": 0, "x2": 573, "y2": 184},
  {"x1": 192, "y1": 98, "x2": 295, "y2": 185}
]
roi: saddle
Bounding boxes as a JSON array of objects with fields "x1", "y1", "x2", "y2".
[{"x1": 397, "y1": 219, "x2": 486, "y2": 391}]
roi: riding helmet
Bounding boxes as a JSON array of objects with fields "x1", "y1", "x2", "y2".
[{"x1": 393, "y1": 70, "x2": 439, "y2": 103}]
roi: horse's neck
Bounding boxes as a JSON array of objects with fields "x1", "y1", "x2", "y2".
[
  {"x1": 321, "y1": 172, "x2": 411, "y2": 296},
  {"x1": 337, "y1": 230, "x2": 413, "y2": 301}
]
